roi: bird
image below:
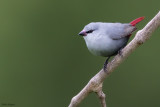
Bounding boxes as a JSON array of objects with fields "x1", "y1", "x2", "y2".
[{"x1": 78, "y1": 17, "x2": 144, "y2": 71}]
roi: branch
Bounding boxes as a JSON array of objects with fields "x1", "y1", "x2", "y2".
[
  {"x1": 68, "y1": 11, "x2": 160, "y2": 107},
  {"x1": 96, "y1": 87, "x2": 107, "y2": 107}
]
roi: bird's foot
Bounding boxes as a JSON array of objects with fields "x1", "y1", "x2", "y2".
[
  {"x1": 118, "y1": 48, "x2": 123, "y2": 57},
  {"x1": 103, "y1": 57, "x2": 110, "y2": 72},
  {"x1": 103, "y1": 63, "x2": 108, "y2": 72}
]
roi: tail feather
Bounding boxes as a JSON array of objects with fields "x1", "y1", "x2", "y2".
[{"x1": 130, "y1": 17, "x2": 145, "y2": 26}]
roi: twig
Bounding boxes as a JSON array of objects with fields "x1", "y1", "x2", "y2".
[
  {"x1": 68, "y1": 11, "x2": 160, "y2": 107},
  {"x1": 96, "y1": 88, "x2": 107, "y2": 107}
]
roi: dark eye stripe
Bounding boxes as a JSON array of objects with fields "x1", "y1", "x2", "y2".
[{"x1": 86, "y1": 30, "x2": 94, "y2": 33}]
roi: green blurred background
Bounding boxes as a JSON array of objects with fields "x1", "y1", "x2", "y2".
[{"x1": 0, "y1": 0, "x2": 160, "y2": 107}]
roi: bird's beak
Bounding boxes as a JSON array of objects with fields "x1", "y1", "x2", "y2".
[{"x1": 78, "y1": 30, "x2": 87, "y2": 36}]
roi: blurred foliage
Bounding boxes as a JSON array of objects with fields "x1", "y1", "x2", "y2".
[{"x1": 0, "y1": 0, "x2": 160, "y2": 107}]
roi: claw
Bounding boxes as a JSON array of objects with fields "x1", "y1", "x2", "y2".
[{"x1": 118, "y1": 48, "x2": 123, "y2": 57}]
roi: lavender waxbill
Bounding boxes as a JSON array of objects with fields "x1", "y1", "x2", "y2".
[{"x1": 78, "y1": 17, "x2": 144, "y2": 71}]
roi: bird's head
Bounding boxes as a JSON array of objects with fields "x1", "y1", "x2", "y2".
[{"x1": 78, "y1": 22, "x2": 102, "y2": 37}]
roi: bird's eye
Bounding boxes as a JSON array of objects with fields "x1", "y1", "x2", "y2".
[{"x1": 86, "y1": 30, "x2": 94, "y2": 34}]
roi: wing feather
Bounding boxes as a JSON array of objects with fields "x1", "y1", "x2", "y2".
[{"x1": 105, "y1": 23, "x2": 136, "y2": 40}]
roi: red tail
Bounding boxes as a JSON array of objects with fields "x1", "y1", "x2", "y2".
[{"x1": 130, "y1": 17, "x2": 145, "y2": 26}]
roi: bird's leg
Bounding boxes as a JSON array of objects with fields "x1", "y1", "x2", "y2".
[{"x1": 103, "y1": 57, "x2": 110, "y2": 72}]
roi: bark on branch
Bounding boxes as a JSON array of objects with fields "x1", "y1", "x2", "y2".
[{"x1": 68, "y1": 11, "x2": 160, "y2": 107}]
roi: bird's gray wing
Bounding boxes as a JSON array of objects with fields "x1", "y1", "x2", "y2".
[{"x1": 106, "y1": 23, "x2": 136, "y2": 40}]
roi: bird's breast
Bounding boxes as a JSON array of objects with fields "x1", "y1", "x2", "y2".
[{"x1": 84, "y1": 35, "x2": 128, "y2": 57}]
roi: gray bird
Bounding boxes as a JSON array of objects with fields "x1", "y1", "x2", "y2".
[{"x1": 78, "y1": 17, "x2": 144, "y2": 71}]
